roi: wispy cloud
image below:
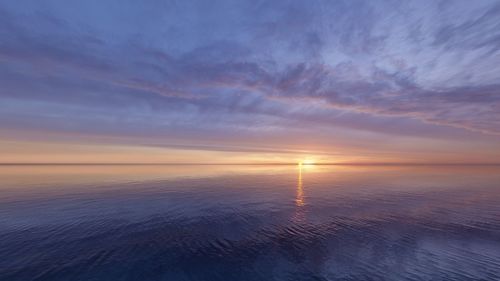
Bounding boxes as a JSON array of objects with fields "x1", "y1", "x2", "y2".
[{"x1": 0, "y1": 0, "x2": 499, "y2": 157}]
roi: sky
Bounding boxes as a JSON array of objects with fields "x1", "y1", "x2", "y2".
[{"x1": 1, "y1": 0, "x2": 500, "y2": 164}]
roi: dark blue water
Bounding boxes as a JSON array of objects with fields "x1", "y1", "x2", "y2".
[{"x1": 1, "y1": 165, "x2": 500, "y2": 280}]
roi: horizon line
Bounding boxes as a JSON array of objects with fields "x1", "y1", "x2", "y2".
[{"x1": 1, "y1": 162, "x2": 500, "y2": 166}]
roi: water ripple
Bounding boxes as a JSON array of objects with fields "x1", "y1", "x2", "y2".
[{"x1": 1, "y1": 165, "x2": 500, "y2": 280}]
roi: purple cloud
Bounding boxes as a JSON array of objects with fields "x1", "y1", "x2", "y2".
[{"x1": 0, "y1": 0, "x2": 499, "y2": 153}]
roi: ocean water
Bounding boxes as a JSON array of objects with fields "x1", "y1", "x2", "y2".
[{"x1": 0, "y1": 164, "x2": 499, "y2": 281}]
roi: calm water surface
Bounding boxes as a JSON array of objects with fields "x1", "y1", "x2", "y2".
[{"x1": 1, "y1": 165, "x2": 500, "y2": 280}]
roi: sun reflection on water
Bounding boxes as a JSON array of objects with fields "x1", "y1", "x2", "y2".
[{"x1": 296, "y1": 164, "x2": 305, "y2": 207}]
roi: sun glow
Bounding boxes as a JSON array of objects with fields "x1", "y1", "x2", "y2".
[{"x1": 299, "y1": 159, "x2": 315, "y2": 166}]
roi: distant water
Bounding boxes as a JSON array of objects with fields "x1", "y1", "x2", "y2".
[{"x1": 1, "y1": 165, "x2": 500, "y2": 281}]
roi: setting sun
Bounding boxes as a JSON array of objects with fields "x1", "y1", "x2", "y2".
[{"x1": 299, "y1": 159, "x2": 316, "y2": 165}]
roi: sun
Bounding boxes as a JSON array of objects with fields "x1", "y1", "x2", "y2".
[{"x1": 299, "y1": 159, "x2": 315, "y2": 165}]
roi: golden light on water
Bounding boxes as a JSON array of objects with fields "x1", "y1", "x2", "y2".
[
  {"x1": 296, "y1": 164, "x2": 304, "y2": 207},
  {"x1": 296, "y1": 158, "x2": 317, "y2": 208}
]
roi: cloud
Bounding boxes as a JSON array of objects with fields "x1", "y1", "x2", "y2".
[{"x1": 0, "y1": 0, "x2": 500, "y2": 143}]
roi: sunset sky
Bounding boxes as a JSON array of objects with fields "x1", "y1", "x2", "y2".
[{"x1": 1, "y1": 0, "x2": 500, "y2": 164}]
